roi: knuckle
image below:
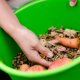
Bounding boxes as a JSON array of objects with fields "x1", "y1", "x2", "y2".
[{"x1": 32, "y1": 41, "x2": 38, "y2": 47}]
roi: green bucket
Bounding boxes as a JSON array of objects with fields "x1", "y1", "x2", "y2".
[{"x1": 0, "y1": 0, "x2": 80, "y2": 80}]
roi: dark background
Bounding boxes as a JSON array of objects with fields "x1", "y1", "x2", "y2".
[{"x1": 0, "y1": 70, "x2": 11, "y2": 80}]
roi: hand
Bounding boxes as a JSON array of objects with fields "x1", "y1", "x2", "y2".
[
  {"x1": 0, "y1": 0, "x2": 59, "y2": 67},
  {"x1": 69, "y1": 0, "x2": 77, "y2": 6},
  {"x1": 12, "y1": 25, "x2": 56, "y2": 67}
]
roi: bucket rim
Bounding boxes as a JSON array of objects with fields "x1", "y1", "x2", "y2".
[
  {"x1": 0, "y1": 57, "x2": 80, "y2": 78},
  {"x1": 1, "y1": 0, "x2": 80, "y2": 78}
]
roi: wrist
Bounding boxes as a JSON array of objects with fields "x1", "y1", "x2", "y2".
[
  {"x1": 9, "y1": 24, "x2": 28, "y2": 40},
  {"x1": 9, "y1": 24, "x2": 25, "y2": 36}
]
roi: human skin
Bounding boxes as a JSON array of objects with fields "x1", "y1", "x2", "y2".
[
  {"x1": 69, "y1": 0, "x2": 77, "y2": 6},
  {"x1": 0, "y1": 0, "x2": 54, "y2": 67},
  {"x1": 0, "y1": 0, "x2": 77, "y2": 67}
]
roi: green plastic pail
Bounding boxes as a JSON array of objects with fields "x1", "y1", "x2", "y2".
[{"x1": 0, "y1": 0, "x2": 80, "y2": 80}]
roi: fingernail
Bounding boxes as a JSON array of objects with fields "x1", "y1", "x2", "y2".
[
  {"x1": 47, "y1": 52, "x2": 53, "y2": 58},
  {"x1": 70, "y1": 1, "x2": 75, "y2": 6}
]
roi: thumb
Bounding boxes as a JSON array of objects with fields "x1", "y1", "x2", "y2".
[
  {"x1": 35, "y1": 43, "x2": 53, "y2": 58},
  {"x1": 69, "y1": 0, "x2": 77, "y2": 6},
  {"x1": 26, "y1": 49, "x2": 52, "y2": 67}
]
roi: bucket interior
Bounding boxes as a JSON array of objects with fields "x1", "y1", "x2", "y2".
[{"x1": 0, "y1": 0, "x2": 80, "y2": 77}]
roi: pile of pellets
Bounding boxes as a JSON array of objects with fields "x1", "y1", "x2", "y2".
[{"x1": 12, "y1": 26, "x2": 80, "y2": 69}]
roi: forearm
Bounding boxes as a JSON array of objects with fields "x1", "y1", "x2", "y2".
[{"x1": 0, "y1": 0, "x2": 22, "y2": 36}]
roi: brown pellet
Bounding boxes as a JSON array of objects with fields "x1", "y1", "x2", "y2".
[
  {"x1": 17, "y1": 56, "x2": 20, "y2": 58},
  {"x1": 17, "y1": 65, "x2": 21, "y2": 69},
  {"x1": 23, "y1": 59, "x2": 27, "y2": 62},
  {"x1": 49, "y1": 59, "x2": 52, "y2": 61},
  {"x1": 21, "y1": 57, "x2": 24, "y2": 60},
  {"x1": 14, "y1": 63, "x2": 17, "y2": 66},
  {"x1": 17, "y1": 60, "x2": 20, "y2": 64},
  {"x1": 45, "y1": 57, "x2": 49, "y2": 61},
  {"x1": 56, "y1": 52, "x2": 61, "y2": 58},
  {"x1": 24, "y1": 56, "x2": 27, "y2": 59},
  {"x1": 18, "y1": 51, "x2": 22, "y2": 55},
  {"x1": 12, "y1": 60, "x2": 15, "y2": 64},
  {"x1": 20, "y1": 61, "x2": 23, "y2": 64},
  {"x1": 52, "y1": 58, "x2": 55, "y2": 61}
]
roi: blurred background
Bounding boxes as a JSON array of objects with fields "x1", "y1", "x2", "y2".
[{"x1": 0, "y1": 70, "x2": 11, "y2": 80}]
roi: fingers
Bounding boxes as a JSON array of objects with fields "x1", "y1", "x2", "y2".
[
  {"x1": 48, "y1": 39, "x2": 59, "y2": 44},
  {"x1": 57, "y1": 47, "x2": 66, "y2": 52},
  {"x1": 69, "y1": 0, "x2": 77, "y2": 6},
  {"x1": 35, "y1": 39, "x2": 65, "y2": 58},
  {"x1": 36, "y1": 57, "x2": 52, "y2": 67},
  {"x1": 38, "y1": 39, "x2": 59, "y2": 58},
  {"x1": 27, "y1": 49, "x2": 52, "y2": 67},
  {"x1": 35, "y1": 43, "x2": 53, "y2": 58}
]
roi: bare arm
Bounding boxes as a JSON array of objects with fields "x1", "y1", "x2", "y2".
[
  {"x1": 0, "y1": 0, "x2": 54, "y2": 67},
  {"x1": 0, "y1": 0, "x2": 22, "y2": 35}
]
